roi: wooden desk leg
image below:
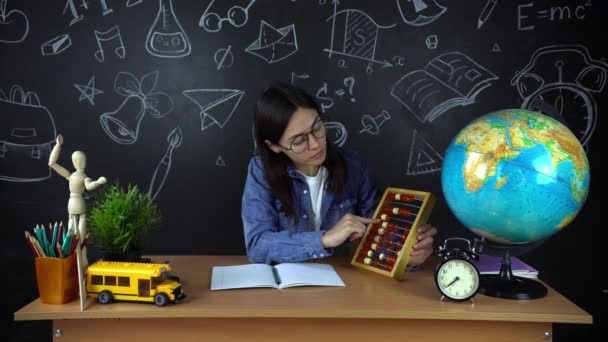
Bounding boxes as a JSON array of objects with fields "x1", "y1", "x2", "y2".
[{"x1": 53, "y1": 318, "x2": 552, "y2": 341}]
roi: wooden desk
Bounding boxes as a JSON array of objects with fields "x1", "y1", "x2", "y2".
[{"x1": 14, "y1": 256, "x2": 591, "y2": 341}]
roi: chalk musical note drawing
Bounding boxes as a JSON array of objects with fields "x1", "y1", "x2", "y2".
[
  {"x1": 74, "y1": 76, "x2": 104, "y2": 106},
  {"x1": 396, "y1": 0, "x2": 447, "y2": 26},
  {"x1": 94, "y1": 25, "x2": 126, "y2": 63},
  {"x1": 182, "y1": 89, "x2": 244, "y2": 132},
  {"x1": 0, "y1": 0, "x2": 30, "y2": 43},
  {"x1": 360, "y1": 110, "x2": 390, "y2": 135},
  {"x1": 149, "y1": 126, "x2": 182, "y2": 201},
  {"x1": 214, "y1": 45, "x2": 234, "y2": 70},
  {"x1": 199, "y1": 0, "x2": 256, "y2": 32},
  {"x1": 511, "y1": 45, "x2": 608, "y2": 147},
  {"x1": 0, "y1": 85, "x2": 57, "y2": 182},
  {"x1": 41, "y1": 34, "x2": 72, "y2": 56},
  {"x1": 64, "y1": 0, "x2": 113, "y2": 26},
  {"x1": 325, "y1": 121, "x2": 347, "y2": 147},
  {"x1": 146, "y1": 0, "x2": 191, "y2": 58},
  {"x1": 391, "y1": 52, "x2": 498, "y2": 123},
  {"x1": 324, "y1": 3, "x2": 395, "y2": 67},
  {"x1": 406, "y1": 129, "x2": 442, "y2": 175},
  {"x1": 245, "y1": 20, "x2": 298, "y2": 64},
  {"x1": 100, "y1": 71, "x2": 174, "y2": 144},
  {"x1": 216, "y1": 156, "x2": 226, "y2": 167}
]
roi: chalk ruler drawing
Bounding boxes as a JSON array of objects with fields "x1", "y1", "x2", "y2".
[
  {"x1": 146, "y1": 0, "x2": 191, "y2": 58},
  {"x1": 407, "y1": 129, "x2": 442, "y2": 175},
  {"x1": 100, "y1": 71, "x2": 174, "y2": 144},
  {"x1": 325, "y1": 2, "x2": 395, "y2": 67},
  {"x1": 199, "y1": 0, "x2": 256, "y2": 32},
  {"x1": 246, "y1": 20, "x2": 298, "y2": 64},
  {"x1": 391, "y1": 52, "x2": 498, "y2": 123},
  {"x1": 183, "y1": 89, "x2": 245, "y2": 131},
  {"x1": 396, "y1": 0, "x2": 447, "y2": 26},
  {"x1": 0, "y1": 0, "x2": 29, "y2": 43},
  {"x1": 511, "y1": 44, "x2": 608, "y2": 147},
  {"x1": 0, "y1": 85, "x2": 56, "y2": 182}
]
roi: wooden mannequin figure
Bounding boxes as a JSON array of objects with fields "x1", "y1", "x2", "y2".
[{"x1": 48, "y1": 134, "x2": 107, "y2": 268}]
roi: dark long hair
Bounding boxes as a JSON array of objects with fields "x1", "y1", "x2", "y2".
[{"x1": 254, "y1": 81, "x2": 346, "y2": 220}]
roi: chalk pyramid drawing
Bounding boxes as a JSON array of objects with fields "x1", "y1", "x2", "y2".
[
  {"x1": 245, "y1": 20, "x2": 298, "y2": 63},
  {"x1": 183, "y1": 89, "x2": 244, "y2": 131}
]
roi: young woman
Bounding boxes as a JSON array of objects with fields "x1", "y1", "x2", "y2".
[{"x1": 241, "y1": 81, "x2": 437, "y2": 265}]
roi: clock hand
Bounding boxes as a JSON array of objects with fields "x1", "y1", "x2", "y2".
[{"x1": 445, "y1": 276, "x2": 460, "y2": 288}]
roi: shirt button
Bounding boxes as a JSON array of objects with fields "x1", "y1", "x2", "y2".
[
  {"x1": 302, "y1": 214, "x2": 308, "y2": 219},
  {"x1": 339, "y1": 204, "x2": 344, "y2": 208},
  {"x1": 303, "y1": 190, "x2": 308, "y2": 194},
  {"x1": 320, "y1": 253, "x2": 325, "y2": 257},
  {"x1": 313, "y1": 254, "x2": 318, "y2": 258}
]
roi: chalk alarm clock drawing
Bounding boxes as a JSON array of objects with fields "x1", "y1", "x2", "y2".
[{"x1": 86, "y1": 260, "x2": 185, "y2": 306}]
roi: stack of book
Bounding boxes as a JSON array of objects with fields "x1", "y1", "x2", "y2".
[{"x1": 472, "y1": 254, "x2": 539, "y2": 279}]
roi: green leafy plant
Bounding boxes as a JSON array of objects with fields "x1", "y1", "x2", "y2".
[{"x1": 88, "y1": 183, "x2": 161, "y2": 256}]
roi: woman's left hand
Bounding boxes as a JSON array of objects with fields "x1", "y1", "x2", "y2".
[{"x1": 407, "y1": 223, "x2": 438, "y2": 267}]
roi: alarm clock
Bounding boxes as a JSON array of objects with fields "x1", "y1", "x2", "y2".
[{"x1": 434, "y1": 237, "x2": 480, "y2": 302}]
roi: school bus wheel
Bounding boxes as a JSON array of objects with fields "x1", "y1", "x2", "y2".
[
  {"x1": 98, "y1": 290, "x2": 113, "y2": 304},
  {"x1": 154, "y1": 293, "x2": 169, "y2": 306}
]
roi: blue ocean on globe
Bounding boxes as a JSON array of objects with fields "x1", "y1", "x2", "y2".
[{"x1": 441, "y1": 109, "x2": 590, "y2": 244}]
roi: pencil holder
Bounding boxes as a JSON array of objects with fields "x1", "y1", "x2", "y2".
[{"x1": 35, "y1": 253, "x2": 78, "y2": 304}]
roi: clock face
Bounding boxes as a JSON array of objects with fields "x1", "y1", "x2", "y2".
[{"x1": 435, "y1": 258, "x2": 480, "y2": 301}]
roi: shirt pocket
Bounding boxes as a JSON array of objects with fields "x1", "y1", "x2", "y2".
[{"x1": 273, "y1": 199, "x2": 298, "y2": 232}]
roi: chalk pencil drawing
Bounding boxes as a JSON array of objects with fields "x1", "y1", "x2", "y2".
[
  {"x1": 0, "y1": 85, "x2": 56, "y2": 182},
  {"x1": 100, "y1": 70, "x2": 174, "y2": 144},
  {"x1": 391, "y1": 52, "x2": 498, "y2": 123}
]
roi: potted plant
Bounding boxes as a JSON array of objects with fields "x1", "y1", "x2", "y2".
[{"x1": 88, "y1": 183, "x2": 161, "y2": 262}]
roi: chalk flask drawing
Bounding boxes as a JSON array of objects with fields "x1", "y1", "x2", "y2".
[{"x1": 145, "y1": 0, "x2": 191, "y2": 58}]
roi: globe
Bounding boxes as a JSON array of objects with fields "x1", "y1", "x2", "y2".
[{"x1": 441, "y1": 109, "x2": 590, "y2": 245}]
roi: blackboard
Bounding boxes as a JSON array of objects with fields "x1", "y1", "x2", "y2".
[{"x1": 1, "y1": 1, "x2": 605, "y2": 340}]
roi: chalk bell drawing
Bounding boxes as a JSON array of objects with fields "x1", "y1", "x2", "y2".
[
  {"x1": 100, "y1": 71, "x2": 174, "y2": 144},
  {"x1": 146, "y1": 0, "x2": 191, "y2": 58},
  {"x1": 183, "y1": 89, "x2": 244, "y2": 132},
  {"x1": 0, "y1": 85, "x2": 56, "y2": 182}
]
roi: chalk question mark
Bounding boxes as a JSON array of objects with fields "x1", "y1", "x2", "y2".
[{"x1": 344, "y1": 76, "x2": 356, "y2": 102}]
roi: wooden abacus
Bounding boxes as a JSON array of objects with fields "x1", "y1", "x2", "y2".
[{"x1": 351, "y1": 187, "x2": 436, "y2": 280}]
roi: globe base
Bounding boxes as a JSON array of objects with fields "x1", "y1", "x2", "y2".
[{"x1": 479, "y1": 274, "x2": 547, "y2": 300}]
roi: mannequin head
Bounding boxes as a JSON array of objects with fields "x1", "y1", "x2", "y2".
[{"x1": 72, "y1": 151, "x2": 86, "y2": 170}]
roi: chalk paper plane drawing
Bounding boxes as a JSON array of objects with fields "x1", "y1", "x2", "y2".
[
  {"x1": 360, "y1": 110, "x2": 390, "y2": 135},
  {"x1": 391, "y1": 52, "x2": 498, "y2": 123},
  {"x1": 149, "y1": 126, "x2": 182, "y2": 201},
  {"x1": 406, "y1": 129, "x2": 442, "y2": 175},
  {"x1": 324, "y1": 3, "x2": 395, "y2": 67},
  {"x1": 0, "y1": 85, "x2": 57, "y2": 182},
  {"x1": 396, "y1": 0, "x2": 447, "y2": 26},
  {"x1": 0, "y1": 0, "x2": 30, "y2": 43},
  {"x1": 146, "y1": 0, "x2": 191, "y2": 58},
  {"x1": 41, "y1": 34, "x2": 72, "y2": 56},
  {"x1": 74, "y1": 76, "x2": 104, "y2": 106},
  {"x1": 511, "y1": 44, "x2": 608, "y2": 147},
  {"x1": 245, "y1": 20, "x2": 298, "y2": 64},
  {"x1": 100, "y1": 70, "x2": 174, "y2": 144},
  {"x1": 183, "y1": 89, "x2": 245, "y2": 132},
  {"x1": 94, "y1": 25, "x2": 126, "y2": 63},
  {"x1": 199, "y1": 0, "x2": 256, "y2": 32}
]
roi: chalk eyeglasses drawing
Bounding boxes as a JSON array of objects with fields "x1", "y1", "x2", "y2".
[{"x1": 199, "y1": 0, "x2": 255, "y2": 32}]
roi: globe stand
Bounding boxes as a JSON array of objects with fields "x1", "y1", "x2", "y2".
[{"x1": 474, "y1": 239, "x2": 548, "y2": 300}]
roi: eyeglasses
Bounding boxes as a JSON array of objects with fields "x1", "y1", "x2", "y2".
[{"x1": 281, "y1": 117, "x2": 327, "y2": 154}]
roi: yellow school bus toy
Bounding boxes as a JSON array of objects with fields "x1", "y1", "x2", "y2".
[{"x1": 86, "y1": 260, "x2": 185, "y2": 306}]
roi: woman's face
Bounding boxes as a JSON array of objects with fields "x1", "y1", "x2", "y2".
[{"x1": 266, "y1": 107, "x2": 327, "y2": 176}]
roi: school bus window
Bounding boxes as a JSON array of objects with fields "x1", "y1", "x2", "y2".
[
  {"x1": 91, "y1": 275, "x2": 103, "y2": 285},
  {"x1": 118, "y1": 276, "x2": 130, "y2": 287},
  {"x1": 105, "y1": 276, "x2": 116, "y2": 286}
]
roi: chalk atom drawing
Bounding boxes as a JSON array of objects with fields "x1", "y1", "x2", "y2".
[
  {"x1": 245, "y1": 20, "x2": 298, "y2": 64},
  {"x1": 183, "y1": 89, "x2": 244, "y2": 131},
  {"x1": 406, "y1": 130, "x2": 442, "y2": 175},
  {"x1": 391, "y1": 52, "x2": 498, "y2": 123},
  {"x1": 74, "y1": 76, "x2": 104, "y2": 106}
]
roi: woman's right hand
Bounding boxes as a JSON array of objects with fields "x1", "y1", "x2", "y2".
[{"x1": 321, "y1": 214, "x2": 379, "y2": 248}]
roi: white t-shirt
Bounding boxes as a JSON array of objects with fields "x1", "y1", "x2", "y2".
[{"x1": 299, "y1": 167, "x2": 328, "y2": 231}]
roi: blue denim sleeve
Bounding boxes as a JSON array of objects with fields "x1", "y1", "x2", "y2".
[{"x1": 241, "y1": 157, "x2": 329, "y2": 264}]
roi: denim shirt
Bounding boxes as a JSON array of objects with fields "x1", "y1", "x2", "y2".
[{"x1": 241, "y1": 148, "x2": 380, "y2": 264}]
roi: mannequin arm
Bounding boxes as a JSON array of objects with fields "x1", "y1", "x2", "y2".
[
  {"x1": 85, "y1": 177, "x2": 107, "y2": 190},
  {"x1": 49, "y1": 135, "x2": 70, "y2": 179}
]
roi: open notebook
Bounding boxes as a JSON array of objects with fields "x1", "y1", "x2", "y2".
[{"x1": 210, "y1": 262, "x2": 345, "y2": 290}]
